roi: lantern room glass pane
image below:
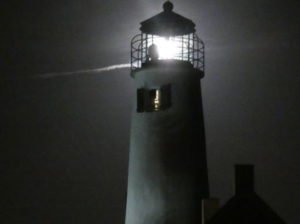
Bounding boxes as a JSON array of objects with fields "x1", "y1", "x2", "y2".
[
  {"x1": 146, "y1": 35, "x2": 192, "y2": 61},
  {"x1": 145, "y1": 34, "x2": 193, "y2": 61}
]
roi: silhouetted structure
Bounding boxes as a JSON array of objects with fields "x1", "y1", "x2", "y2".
[
  {"x1": 207, "y1": 165, "x2": 286, "y2": 224},
  {"x1": 125, "y1": 1, "x2": 208, "y2": 224}
]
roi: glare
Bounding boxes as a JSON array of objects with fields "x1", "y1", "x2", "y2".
[{"x1": 153, "y1": 37, "x2": 182, "y2": 60}]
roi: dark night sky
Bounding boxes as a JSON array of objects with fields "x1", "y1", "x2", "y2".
[{"x1": 1, "y1": 0, "x2": 299, "y2": 223}]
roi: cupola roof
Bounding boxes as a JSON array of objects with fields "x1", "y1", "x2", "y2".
[{"x1": 140, "y1": 1, "x2": 195, "y2": 36}]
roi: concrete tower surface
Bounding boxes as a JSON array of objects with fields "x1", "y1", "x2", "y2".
[{"x1": 125, "y1": 2, "x2": 209, "y2": 224}]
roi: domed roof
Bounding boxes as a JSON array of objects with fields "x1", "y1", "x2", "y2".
[{"x1": 140, "y1": 1, "x2": 195, "y2": 36}]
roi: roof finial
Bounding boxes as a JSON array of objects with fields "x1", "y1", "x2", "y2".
[{"x1": 163, "y1": 1, "x2": 173, "y2": 12}]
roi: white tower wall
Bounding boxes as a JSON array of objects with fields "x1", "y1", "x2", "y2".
[{"x1": 125, "y1": 62, "x2": 209, "y2": 224}]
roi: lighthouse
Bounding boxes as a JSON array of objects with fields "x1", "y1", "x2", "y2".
[{"x1": 125, "y1": 2, "x2": 209, "y2": 223}]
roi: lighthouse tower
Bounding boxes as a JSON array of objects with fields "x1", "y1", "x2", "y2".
[{"x1": 125, "y1": 2, "x2": 209, "y2": 224}]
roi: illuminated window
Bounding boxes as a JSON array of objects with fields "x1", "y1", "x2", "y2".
[
  {"x1": 137, "y1": 84, "x2": 171, "y2": 112},
  {"x1": 150, "y1": 89, "x2": 161, "y2": 111}
]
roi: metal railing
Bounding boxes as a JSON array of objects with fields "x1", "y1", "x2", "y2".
[{"x1": 131, "y1": 33, "x2": 204, "y2": 73}]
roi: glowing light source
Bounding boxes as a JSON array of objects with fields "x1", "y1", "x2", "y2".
[{"x1": 152, "y1": 37, "x2": 182, "y2": 60}]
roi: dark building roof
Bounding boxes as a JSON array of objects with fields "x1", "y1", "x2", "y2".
[
  {"x1": 140, "y1": 1, "x2": 195, "y2": 36},
  {"x1": 207, "y1": 193, "x2": 286, "y2": 224},
  {"x1": 207, "y1": 165, "x2": 286, "y2": 224}
]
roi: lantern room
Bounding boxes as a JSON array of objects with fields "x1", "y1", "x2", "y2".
[{"x1": 131, "y1": 1, "x2": 205, "y2": 73}]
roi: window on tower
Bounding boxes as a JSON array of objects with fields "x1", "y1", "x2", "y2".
[{"x1": 137, "y1": 84, "x2": 171, "y2": 112}]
